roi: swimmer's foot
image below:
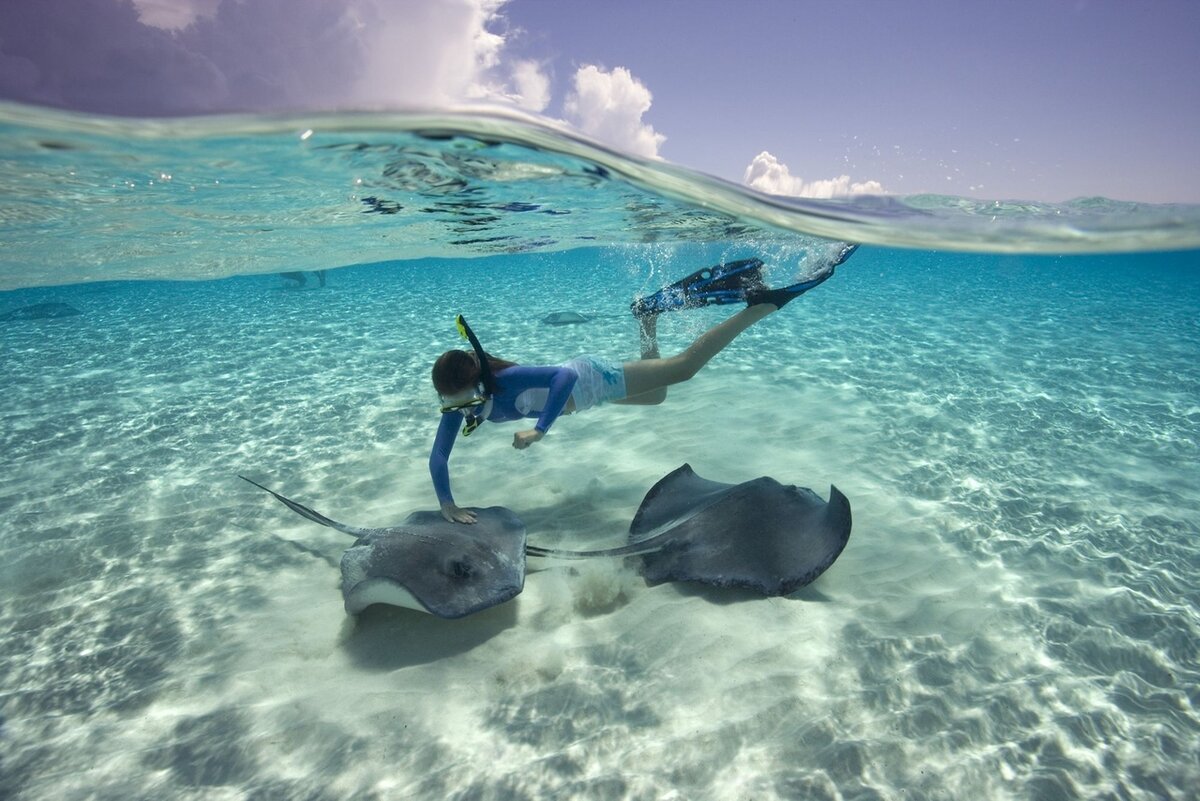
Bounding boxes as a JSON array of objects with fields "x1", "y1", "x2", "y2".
[
  {"x1": 638, "y1": 314, "x2": 660, "y2": 358},
  {"x1": 631, "y1": 258, "x2": 766, "y2": 318},
  {"x1": 746, "y1": 243, "x2": 857, "y2": 310}
]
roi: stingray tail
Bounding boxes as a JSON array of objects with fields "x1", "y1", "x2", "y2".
[
  {"x1": 525, "y1": 540, "x2": 666, "y2": 560},
  {"x1": 238, "y1": 475, "x2": 365, "y2": 537}
]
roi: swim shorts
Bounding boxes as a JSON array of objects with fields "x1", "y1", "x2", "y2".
[{"x1": 561, "y1": 355, "x2": 627, "y2": 411}]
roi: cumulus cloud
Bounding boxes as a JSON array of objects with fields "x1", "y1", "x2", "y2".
[
  {"x1": 0, "y1": 2, "x2": 666, "y2": 162},
  {"x1": 744, "y1": 150, "x2": 884, "y2": 198},
  {"x1": 0, "y1": 0, "x2": 551, "y2": 115},
  {"x1": 508, "y1": 59, "x2": 550, "y2": 112},
  {"x1": 358, "y1": 0, "x2": 510, "y2": 108},
  {"x1": 564, "y1": 65, "x2": 665, "y2": 159},
  {"x1": 131, "y1": 0, "x2": 220, "y2": 30}
]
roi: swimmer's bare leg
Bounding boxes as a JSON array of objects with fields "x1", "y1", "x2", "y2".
[
  {"x1": 638, "y1": 314, "x2": 660, "y2": 359},
  {"x1": 618, "y1": 303, "x2": 775, "y2": 404},
  {"x1": 615, "y1": 313, "x2": 667, "y2": 405}
]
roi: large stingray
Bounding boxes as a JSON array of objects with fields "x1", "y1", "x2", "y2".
[
  {"x1": 1, "y1": 302, "x2": 81, "y2": 321},
  {"x1": 240, "y1": 476, "x2": 527, "y2": 618},
  {"x1": 527, "y1": 464, "x2": 852, "y2": 595}
]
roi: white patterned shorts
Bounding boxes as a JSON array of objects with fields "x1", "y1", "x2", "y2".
[{"x1": 561, "y1": 355, "x2": 627, "y2": 411}]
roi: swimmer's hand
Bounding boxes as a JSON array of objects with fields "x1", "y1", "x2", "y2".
[
  {"x1": 441, "y1": 503, "x2": 477, "y2": 524},
  {"x1": 513, "y1": 429, "x2": 544, "y2": 450}
]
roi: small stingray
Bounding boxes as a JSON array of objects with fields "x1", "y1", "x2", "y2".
[
  {"x1": 527, "y1": 464, "x2": 852, "y2": 595},
  {"x1": 240, "y1": 476, "x2": 527, "y2": 618},
  {"x1": 1, "y1": 302, "x2": 81, "y2": 321},
  {"x1": 541, "y1": 311, "x2": 590, "y2": 326}
]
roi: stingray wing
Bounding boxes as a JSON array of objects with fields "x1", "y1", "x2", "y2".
[
  {"x1": 639, "y1": 477, "x2": 852, "y2": 595},
  {"x1": 628, "y1": 463, "x2": 738, "y2": 540}
]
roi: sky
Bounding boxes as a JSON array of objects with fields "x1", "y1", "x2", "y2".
[{"x1": 1, "y1": 0, "x2": 1198, "y2": 203}]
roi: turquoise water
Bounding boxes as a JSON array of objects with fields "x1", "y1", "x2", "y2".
[{"x1": 2, "y1": 105, "x2": 1199, "y2": 799}]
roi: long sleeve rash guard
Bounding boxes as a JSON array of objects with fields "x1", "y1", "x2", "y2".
[{"x1": 428, "y1": 364, "x2": 578, "y2": 506}]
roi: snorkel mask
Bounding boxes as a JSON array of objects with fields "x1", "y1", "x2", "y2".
[
  {"x1": 439, "y1": 389, "x2": 486, "y2": 415},
  {"x1": 440, "y1": 382, "x2": 489, "y2": 435},
  {"x1": 446, "y1": 315, "x2": 494, "y2": 437}
]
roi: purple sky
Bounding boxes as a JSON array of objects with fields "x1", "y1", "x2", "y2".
[{"x1": 2, "y1": 0, "x2": 1198, "y2": 202}]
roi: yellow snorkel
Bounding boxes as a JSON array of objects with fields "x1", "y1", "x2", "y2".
[{"x1": 454, "y1": 314, "x2": 494, "y2": 436}]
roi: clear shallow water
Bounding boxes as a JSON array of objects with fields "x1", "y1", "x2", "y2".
[{"x1": 1, "y1": 106, "x2": 1199, "y2": 800}]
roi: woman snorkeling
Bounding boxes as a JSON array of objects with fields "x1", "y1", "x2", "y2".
[{"x1": 430, "y1": 247, "x2": 856, "y2": 523}]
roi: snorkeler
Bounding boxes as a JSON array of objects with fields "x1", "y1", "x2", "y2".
[{"x1": 430, "y1": 247, "x2": 857, "y2": 523}]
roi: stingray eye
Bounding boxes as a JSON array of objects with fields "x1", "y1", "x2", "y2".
[{"x1": 448, "y1": 559, "x2": 473, "y2": 579}]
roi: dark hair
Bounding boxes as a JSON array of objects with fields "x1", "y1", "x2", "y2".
[{"x1": 432, "y1": 349, "x2": 518, "y2": 396}]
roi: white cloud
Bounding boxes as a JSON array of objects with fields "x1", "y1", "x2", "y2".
[
  {"x1": 349, "y1": 4, "x2": 539, "y2": 117},
  {"x1": 132, "y1": 0, "x2": 221, "y2": 30},
  {"x1": 564, "y1": 65, "x2": 665, "y2": 159},
  {"x1": 0, "y1": 2, "x2": 659, "y2": 162},
  {"x1": 358, "y1": 0, "x2": 511, "y2": 108},
  {"x1": 744, "y1": 151, "x2": 884, "y2": 198},
  {"x1": 0, "y1": 0, "x2": 551, "y2": 115},
  {"x1": 509, "y1": 59, "x2": 550, "y2": 112}
]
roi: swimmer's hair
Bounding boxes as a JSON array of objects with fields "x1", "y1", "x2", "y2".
[{"x1": 432, "y1": 349, "x2": 517, "y2": 395}]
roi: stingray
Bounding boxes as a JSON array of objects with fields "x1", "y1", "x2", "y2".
[
  {"x1": 541, "y1": 311, "x2": 590, "y2": 326},
  {"x1": 527, "y1": 464, "x2": 852, "y2": 595},
  {"x1": 240, "y1": 476, "x2": 527, "y2": 618},
  {"x1": 1, "y1": 302, "x2": 81, "y2": 321}
]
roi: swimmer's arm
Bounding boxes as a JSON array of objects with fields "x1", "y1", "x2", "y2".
[
  {"x1": 441, "y1": 502, "x2": 477, "y2": 524},
  {"x1": 535, "y1": 366, "x2": 578, "y2": 433},
  {"x1": 503, "y1": 365, "x2": 577, "y2": 449},
  {"x1": 512, "y1": 429, "x2": 543, "y2": 450},
  {"x1": 430, "y1": 412, "x2": 477, "y2": 523}
]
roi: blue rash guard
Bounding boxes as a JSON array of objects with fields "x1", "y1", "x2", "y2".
[{"x1": 429, "y1": 364, "x2": 578, "y2": 506}]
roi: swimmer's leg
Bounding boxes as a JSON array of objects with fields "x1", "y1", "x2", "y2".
[
  {"x1": 616, "y1": 303, "x2": 775, "y2": 405},
  {"x1": 614, "y1": 314, "x2": 667, "y2": 405},
  {"x1": 638, "y1": 314, "x2": 660, "y2": 359}
]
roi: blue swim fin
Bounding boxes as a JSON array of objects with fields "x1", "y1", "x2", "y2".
[
  {"x1": 745, "y1": 243, "x2": 858, "y2": 309},
  {"x1": 631, "y1": 258, "x2": 766, "y2": 318}
]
